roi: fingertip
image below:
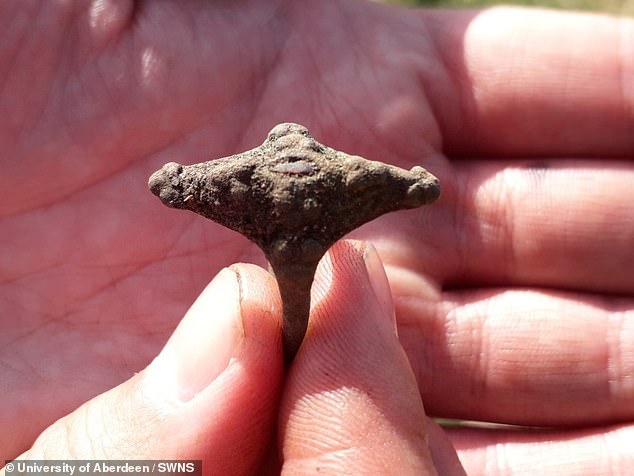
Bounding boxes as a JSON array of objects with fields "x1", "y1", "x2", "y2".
[
  {"x1": 230, "y1": 262, "x2": 284, "y2": 363},
  {"x1": 146, "y1": 263, "x2": 283, "y2": 404},
  {"x1": 280, "y1": 240, "x2": 437, "y2": 473},
  {"x1": 135, "y1": 263, "x2": 283, "y2": 469}
]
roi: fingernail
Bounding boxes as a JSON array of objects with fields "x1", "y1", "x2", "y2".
[
  {"x1": 362, "y1": 243, "x2": 397, "y2": 331},
  {"x1": 149, "y1": 268, "x2": 243, "y2": 403}
]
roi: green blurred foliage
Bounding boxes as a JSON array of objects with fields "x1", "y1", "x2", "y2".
[{"x1": 385, "y1": 0, "x2": 634, "y2": 15}]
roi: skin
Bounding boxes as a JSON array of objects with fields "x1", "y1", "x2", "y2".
[{"x1": 1, "y1": 0, "x2": 633, "y2": 474}]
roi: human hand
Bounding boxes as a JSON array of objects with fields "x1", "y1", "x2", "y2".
[
  {"x1": 4, "y1": 240, "x2": 465, "y2": 474},
  {"x1": 1, "y1": 0, "x2": 633, "y2": 474}
]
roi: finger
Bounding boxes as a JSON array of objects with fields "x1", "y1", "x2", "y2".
[
  {"x1": 421, "y1": 7, "x2": 634, "y2": 157},
  {"x1": 396, "y1": 286, "x2": 634, "y2": 427},
  {"x1": 448, "y1": 424, "x2": 634, "y2": 476},
  {"x1": 7, "y1": 264, "x2": 283, "y2": 474},
  {"x1": 391, "y1": 159, "x2": 634, "y2": 294},
  {"x1": 280, "y1": 240, "x2": 465, "y2": 475}
]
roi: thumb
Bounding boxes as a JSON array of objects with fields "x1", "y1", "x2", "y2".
[
  {"x1": 10, "y1": 264, "x2": 283, "y2": 475},
  {"x1": 280, "y1": 240, "x2": 465, "y2": 475}
]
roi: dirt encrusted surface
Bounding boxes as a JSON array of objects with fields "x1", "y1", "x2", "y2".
[{"x1": 149, "y1": 123, "x2": 441, "y2": 363}]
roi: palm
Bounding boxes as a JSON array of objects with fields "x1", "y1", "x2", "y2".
[
  {"x1": 1, "y1": 0, "x2": 441, "y2": 454},
  {"x1": 2, "y1": 1, "x2": 633, "y2": 473}
]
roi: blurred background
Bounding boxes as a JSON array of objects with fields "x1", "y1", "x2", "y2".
[{"x1": 384, "y1": 0, "x2": 634, "y2": 15}]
